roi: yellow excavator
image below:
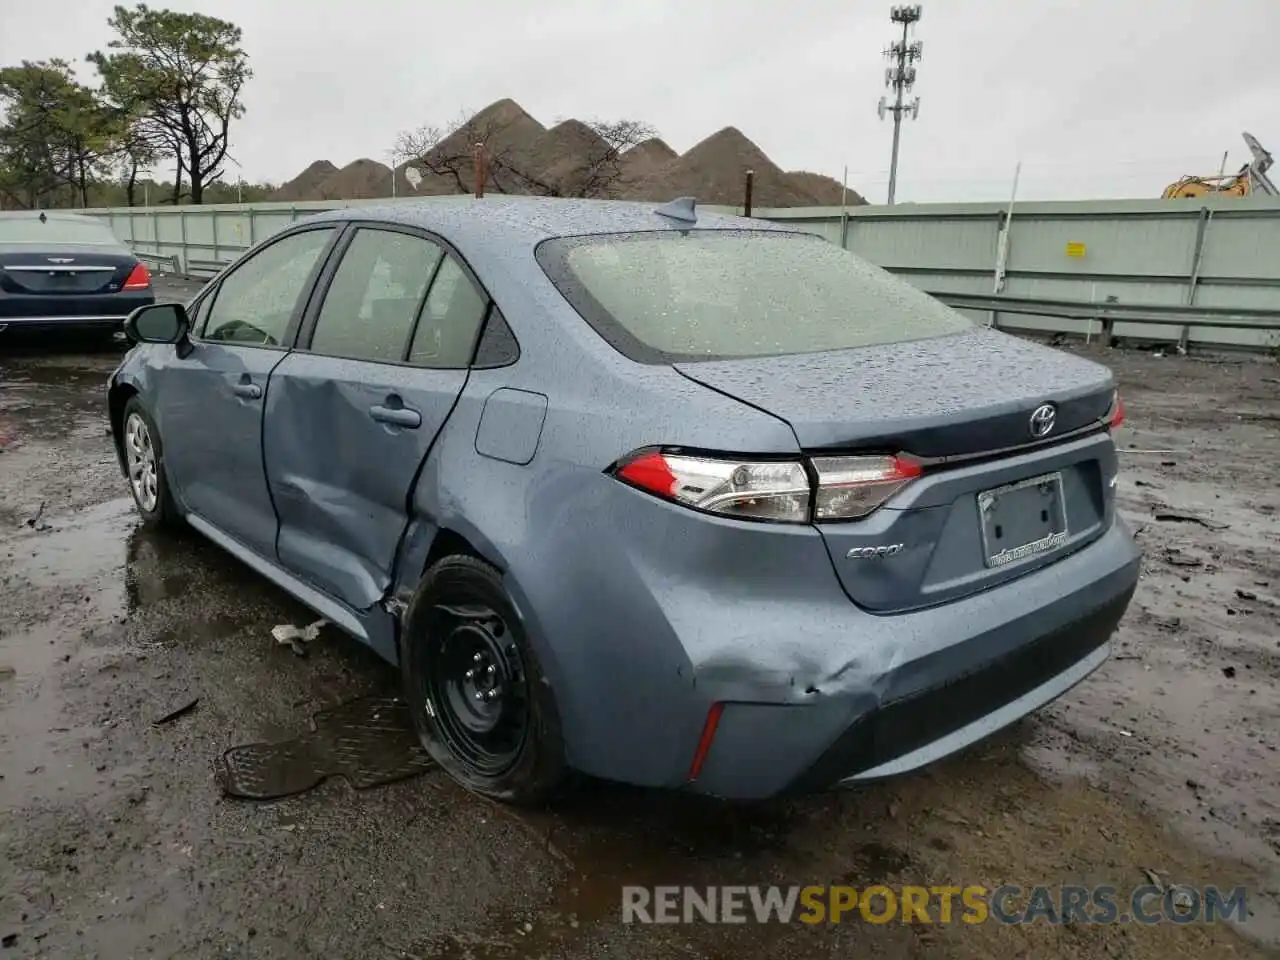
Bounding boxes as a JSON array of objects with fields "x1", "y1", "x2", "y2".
[{"x1": 1163, "y1": 132, "x2": 1276, "y2": 198}]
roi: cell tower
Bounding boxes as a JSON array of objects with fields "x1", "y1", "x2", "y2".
[{"x1": 878, "y1": 5, "x2": 923, "y2": 205}]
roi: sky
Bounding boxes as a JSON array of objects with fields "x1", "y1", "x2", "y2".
[{"x1": 2, "y1": 0, "x2": 1278, "y2": 203}]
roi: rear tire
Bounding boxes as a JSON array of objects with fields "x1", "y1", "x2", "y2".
[
  {"x1": 121, "y1": 396, "x2": 181, "y2": 529},
  {"x1": 401, "y1": 554, "x2": 570, "y2": 805}
]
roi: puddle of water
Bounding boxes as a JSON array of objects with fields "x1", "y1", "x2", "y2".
[
  {"x1": 7, "y1": 498, "x2": 136, "y2": 583},
  {"x1": 0, "y1": 620, "x2": 124, "y2": 807}
]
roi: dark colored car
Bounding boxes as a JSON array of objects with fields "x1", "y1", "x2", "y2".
[{"x1": 0, "y1": 211, "x2": 154, "y2": 338}]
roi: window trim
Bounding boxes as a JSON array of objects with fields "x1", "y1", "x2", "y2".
[
  {"x1": 470, "y1": 303, "x2": 521, "y2": 369},
  {"x1": 294, "y1": 220, "x2": 502, "y2": 371},
  {"x1": 189, "y1": 224, "x2": 342, "y2": 350}
]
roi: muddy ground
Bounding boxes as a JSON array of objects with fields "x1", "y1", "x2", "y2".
[{"x1": 1, "y1": 303, "x2": 1278, "y2": 958}]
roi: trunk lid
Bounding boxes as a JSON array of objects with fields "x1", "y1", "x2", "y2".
[
  {"x1": 672, "y1": 328, "x2": 1114, "y2": 457},
  {"x1": 0, "y1": 247, "x2": 137, "y2": 297},
  {"x1": 674, "y1": 328, "x2": 1120, "y2": 613}
]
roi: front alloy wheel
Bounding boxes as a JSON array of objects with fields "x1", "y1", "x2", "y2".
[
  {"x1": 120, "y1": 396, "x2": 179, "y2": 528},
  {"x1": 124, "y1": 411, "x2": 159, "y2": 512}
]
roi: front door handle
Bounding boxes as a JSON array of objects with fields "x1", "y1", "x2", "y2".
[
  {"x1": 232, "y1": 382, "x2": 262, "y2": 400},
  {"x1": 369, "y1": 404, "x2": 421, "y2": 429}
]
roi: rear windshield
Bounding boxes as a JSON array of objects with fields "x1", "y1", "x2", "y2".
[
  {"x1": 536, "y1": 230, "x2": 972, "y2": 363},
  {"x1": 0, "y1": 215, "x2": 122, "y2": 246}
]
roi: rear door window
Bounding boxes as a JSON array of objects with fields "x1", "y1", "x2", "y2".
[
  {"x1": 202, "y1": 228, "x2": 334, "y2": 347},
  {"x1": 308, "y1": 228, "x2": 444, "y2": 363}
]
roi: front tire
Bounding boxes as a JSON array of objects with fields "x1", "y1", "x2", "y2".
[
  {"x1": 121, "y1": 397, "x2": 180, "y2": 529},
  {"x1": 401, "y1": 554, "x2": 570, "y2": 805}
]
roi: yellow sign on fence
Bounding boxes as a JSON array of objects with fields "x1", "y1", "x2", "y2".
[{"x1": 1066, "y1": 241, "x2": 1087, "y2": 258}]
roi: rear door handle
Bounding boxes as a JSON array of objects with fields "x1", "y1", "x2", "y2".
[
  {"x1": 369, "y1": 404, "x2": 421, "y2": 429},
  {"x1": 232, "y1": 382, "x2": 262, "y2": 400}
]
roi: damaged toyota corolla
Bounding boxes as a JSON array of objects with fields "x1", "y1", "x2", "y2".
[{"x1": 106, "y1": 196, "x2": 1140, "y2": 804}]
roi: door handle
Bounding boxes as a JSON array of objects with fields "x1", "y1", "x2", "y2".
[
  {"x1": 232, "y1": 382, "x2": 262, "y2": 400},
  {"x1": 369, "y1": 404, "x2": 421, "y2": 429}
]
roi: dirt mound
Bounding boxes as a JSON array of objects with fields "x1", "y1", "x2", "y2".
[
  {"x1": 314, "y1": 159, "x2": 392, "y2": 200},
  {"x1": 280, "y1": 101, "x2": 859, "y2": 207},
  {"x1": 785, "y1": 171, "x2": 867, "y2": 206},
  {"x1": 397, "y1": 98, "x2": 549, "y2": 197},
  {"x1": 270, "y1": 160, "x2": 340, "y2": 202},
  {"x1": 612, "y1": 138, "x2": 678, "y2": 197},
  {"x1": 626, "y1": 127, "x2": 820, "y2": 208},
  {"x1": 519, "y1": 120, "x2": 611, "y2": 195}
]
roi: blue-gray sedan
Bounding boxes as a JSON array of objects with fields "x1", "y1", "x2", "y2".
[{"x1": 107, "y1": 196, "x2": 1141, "y2": 803}]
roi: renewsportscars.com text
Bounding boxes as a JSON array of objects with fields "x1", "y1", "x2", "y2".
[{"x1": 621, "y1": 884, "x2": 1248, "y2": 926}]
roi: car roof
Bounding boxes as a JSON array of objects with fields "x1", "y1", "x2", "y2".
[
  {"x1": 300, "y1": 195, "x2": 797, "y2": 250},
  {"x1": 0, "y1": 210, "x2": 103, "y2": 223}
]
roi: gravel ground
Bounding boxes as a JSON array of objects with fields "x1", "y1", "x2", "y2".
[{"x1": 1, "y1": 305, "x2": 1277, "y2": 959}]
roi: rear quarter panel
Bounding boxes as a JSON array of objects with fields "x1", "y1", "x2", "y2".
[{"x1": 394, "y1": 251, "x2": 811, "y2": 782}]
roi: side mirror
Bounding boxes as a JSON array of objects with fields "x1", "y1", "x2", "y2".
[{"x1": 125, "y1": 302, "x2": 189, "y2": 345}]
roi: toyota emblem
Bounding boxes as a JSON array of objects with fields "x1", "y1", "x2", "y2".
[{"x1": 1029, "y1": 403, "x2": 1057, "y2": 438}]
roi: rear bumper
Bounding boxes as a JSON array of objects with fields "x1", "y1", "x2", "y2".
[
  {"x1": 682, "y1": 520, "x2": 1141, "y2": 800},
  {"x1": 0, "y1": 314, "x2": 132, "y2": 335},
  {"x1": 798, "y1": 583, "x2": 1130, "y2": 790},
  {"x1": 0, "y1": 292, "x2": 153, "y2": 335}
]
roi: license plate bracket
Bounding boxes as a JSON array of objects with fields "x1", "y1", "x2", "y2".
[{"x1": 977, "y1": 472, "x2": 1068, "y2": 569}]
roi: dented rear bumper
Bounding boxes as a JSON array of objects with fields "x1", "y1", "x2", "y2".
[{"x1": 681, "y1": 519, "x2": 1140, "y2": 799}]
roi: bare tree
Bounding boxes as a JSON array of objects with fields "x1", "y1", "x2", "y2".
[{"x1": 392, "y1": 111, "x2": 657, "y2": 199}]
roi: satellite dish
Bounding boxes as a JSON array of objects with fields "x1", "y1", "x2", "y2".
[{"x1": 404, "y1": 166, "x2": 422, "y2": 191}]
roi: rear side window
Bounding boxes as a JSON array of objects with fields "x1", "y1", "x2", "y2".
[
  {"x1": 536, "y1": 230, "x2": 973, "y2": 363},
  {"x1": 309, "y1": 228, "x2": 444, "y2": 363},
  {"x1": 203, "y1": 228, "x2": 333, "y2": 346},
  {"x1": 407, "y1": 255, "x2": 487, "y2": 369},
  {"x1": 0, "y1": 215, "x2": 122, "y2": 246}
]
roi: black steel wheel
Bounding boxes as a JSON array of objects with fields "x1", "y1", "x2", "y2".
[
  {"x1": 401, "y1": 554, "x2": 570, "y2": 804},
  {"x1": 424, "y1": 602, "x2": 528, "y2": 777}
]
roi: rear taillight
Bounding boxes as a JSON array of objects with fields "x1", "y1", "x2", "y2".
[
  {"x1": 123, "y1": 262, "x2": 151, "y2": 290},
  {"x1": 1105, "y1": 389, "x2": 1125, "y2": 429},
  {"x1": 611, "y1": 449, "x2": 922, "y2": 524},
  {"x1": 809, "y1": 455, "x2": 922, "y2": 520},
  {"x1": 616, "y1": 451, "x2": 811, "y2": 522}
]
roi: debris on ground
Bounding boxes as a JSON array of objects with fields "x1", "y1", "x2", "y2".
[
  {"x1": 272, "y1": 619, "x2": 329, "y2": 657},
  {"x1": 0, "y1": 664, "x2": 14, "y2": 680},
  {"x1": 1153, "y1": 511, "x2": 1229, "y2": 530},
  {"x1": 23, "y1": 501, "x2": 50, "y2": 532},
  {"x1": 152, "y1": 697, "x2": 199, "y2": 726}
]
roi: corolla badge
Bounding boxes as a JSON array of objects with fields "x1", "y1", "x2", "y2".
[
  {"x1": 846, "y1": 544, "x2": 904, "y2": 560},
  {"x1": 1029, "y1": 403, "x2": 1057, "y2": 438},
  {"x1": 46, "y1": 257, "x2": 74, "y2": 264}
]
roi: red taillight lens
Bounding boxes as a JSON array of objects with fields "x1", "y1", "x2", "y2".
[
  {"x1": 616, "y1": 452, "x2": 677, "y2": 498},
  {"x1": 611, "y1": 449, "x2": 921, "y2": 523},
  {"x1": 123, "y1": 262, "x2": 151, "y2": 290},
  {"x1": 1107, "y1": 390, "x2": 1125, "y2": 429}
]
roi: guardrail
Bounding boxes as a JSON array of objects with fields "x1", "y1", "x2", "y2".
[
  {"x1": 133, "y1": 251, "x2": 181, "y2": 274},
  {"x1": 186, "y1": 257, "x2": 233, "y2": 278},
  {"x1": 931, "y1": 291, "x2": 1280, "y2": 348},
  {"x1": 932, "y1": 292, "x2": 1280, "y2": 334}
]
